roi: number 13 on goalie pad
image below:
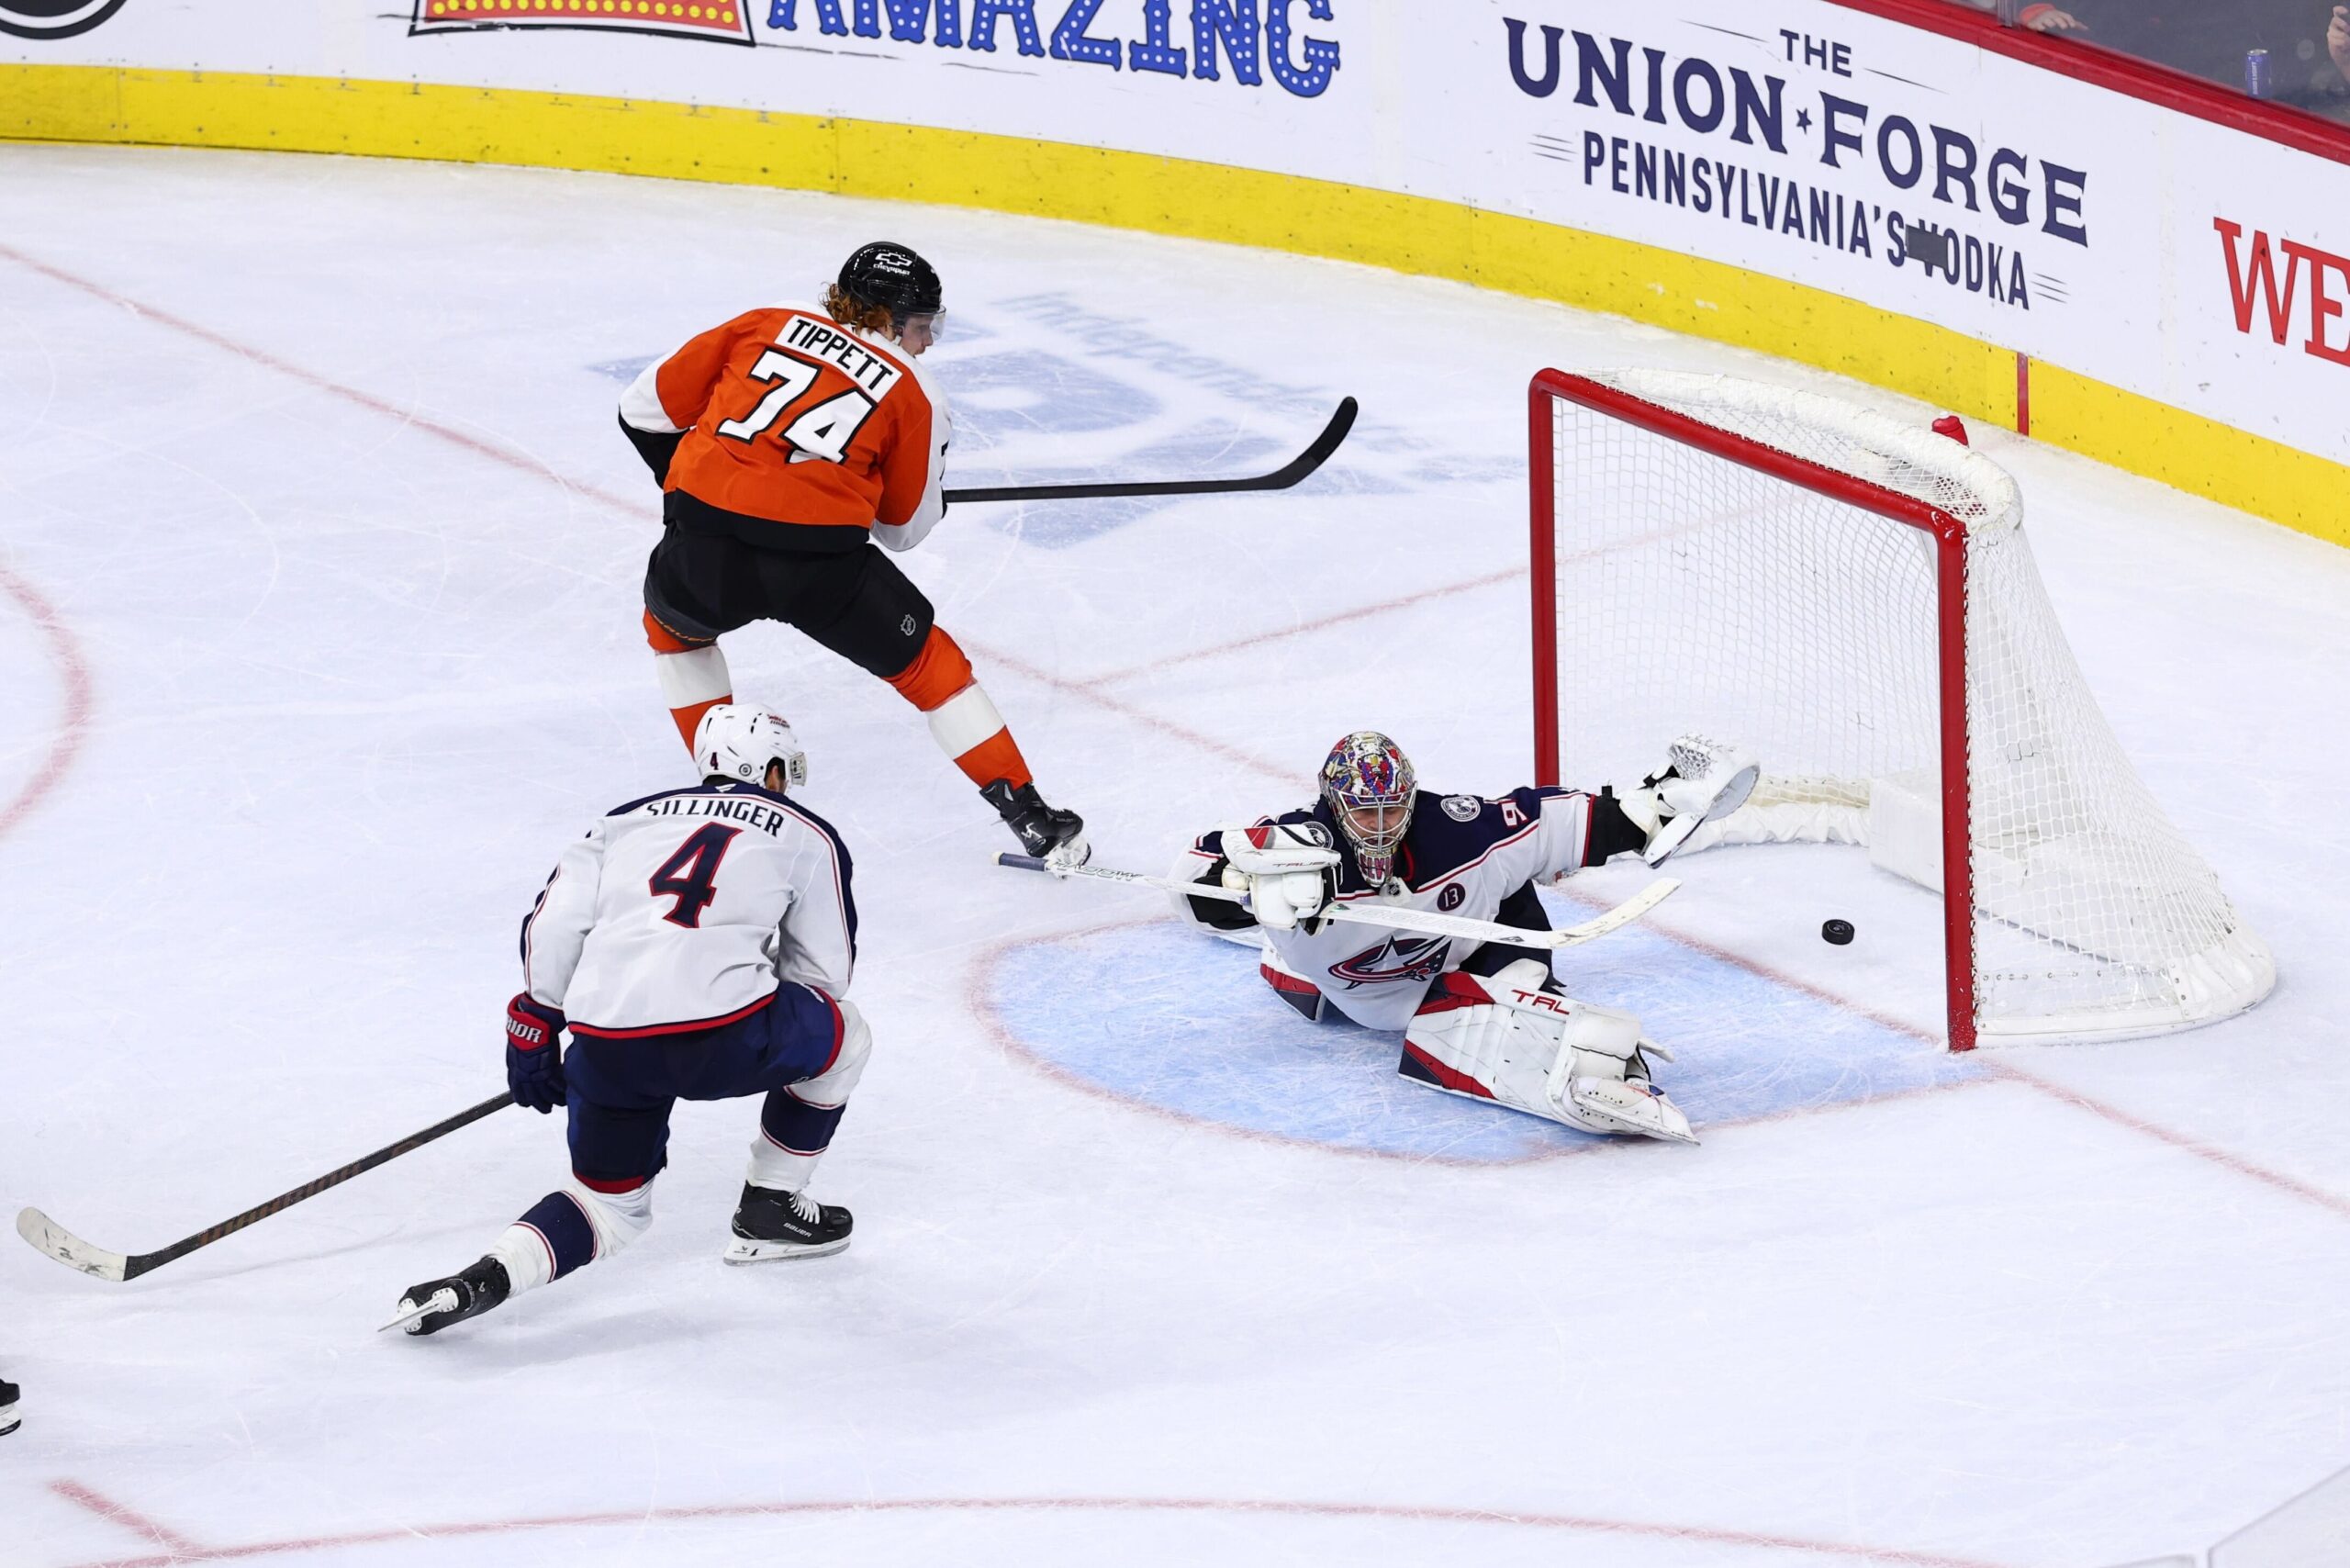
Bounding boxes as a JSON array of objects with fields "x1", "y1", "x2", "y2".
[{"x1": 1401, "y1": 960, "x2": 1697, "y2": 1144}]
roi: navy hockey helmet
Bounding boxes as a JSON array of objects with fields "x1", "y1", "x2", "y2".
[{"x1": 835, "y1": 241, "x2": 943, "y2": 326}]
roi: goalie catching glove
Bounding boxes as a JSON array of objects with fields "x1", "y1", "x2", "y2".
[
  {"x1": 1616, "y1": 734, "x2": 1760, "y2": 867},
  {"x1": 1402, "y1": 959, "x2": 1695, "y2": 1143},
  {"x1": 1217, "y1": 822, "x2": 1340, "y2": 932}
]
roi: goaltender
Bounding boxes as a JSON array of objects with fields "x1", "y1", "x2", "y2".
[{"x1": 1170, "y1": 732, "x2": 1755, "y2": 1144}]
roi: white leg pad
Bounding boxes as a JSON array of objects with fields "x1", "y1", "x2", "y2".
[
  {"x1": 923, "y1": 682, "x2": 1007, "y2": 758},
  {"x1": 747, "y1": 1002, "x2": 873, "y2": 1193},
  {"x1": 655, "y1": 644, "x2": 733, "y2": 708},
  {"x1": 1404, "y1": 962, "x2": 1696, "y2": 1144},
  {"x1": 489, "y1": 1178, "x2": 656, "y2": 1295}
]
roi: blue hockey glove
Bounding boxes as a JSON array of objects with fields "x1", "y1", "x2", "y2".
[{"x1": 504, "y1": 993, "x2": 567, "y2": 1114}]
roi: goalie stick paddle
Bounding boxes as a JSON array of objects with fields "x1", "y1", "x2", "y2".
[
  {"x1": 995, "y1": 853, "x2": 1677, "y2": 950},
  {"x1": 942, "y1": 397, "x2": 1356, "y2": 505},
  {"x1": 16, "y1": 1090, "x2": 513, "y2": 1283}
]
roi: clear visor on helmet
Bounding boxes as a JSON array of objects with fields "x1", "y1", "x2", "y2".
[{"x1": 897, "y1": 309, "x2": 946, "y2": 348}]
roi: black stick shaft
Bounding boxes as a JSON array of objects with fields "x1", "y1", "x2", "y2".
[
  {"x1": 943, "y1": 397, "x2": 1355, "y2": 505},
  {"x1": 121, "y1": 1092, "x2": 513, "y2": 1280}
]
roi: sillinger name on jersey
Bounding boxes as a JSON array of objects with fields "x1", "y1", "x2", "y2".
[
  {"x1": 637, "y1": 793, "x2": 799, "y2": 838},
  {"x1": 781, "y1": 317, "x2": 905, "y2": 399}
]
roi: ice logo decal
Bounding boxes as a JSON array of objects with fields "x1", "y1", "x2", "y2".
[
  {"x1": 1328, "y1": 932, "x2": 1449, "y2": 989},
  {"x1": 0, "y1": 0, "x2": 128, "y2": 39},
  {"x1": 409, "y1": 0, "x2": 754, "y2": 45}
]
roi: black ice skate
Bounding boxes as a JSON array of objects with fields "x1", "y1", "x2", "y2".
[
  {"x1": 725, "y1": 1182, "x2": 852, "y2": 1264},
  {"x1": 383, "y1": 1255, "x2": 512, "y2": 1336},
  {"x1": 980, "y1": 779, "x2": 1090, "y2": 868},
  {"x1": 0, "y1": 1377, "x2": 19, "y2": 1436}
]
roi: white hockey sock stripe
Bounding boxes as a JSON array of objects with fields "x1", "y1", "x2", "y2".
[
  {"x1": 491, "y1": 1225, "x2": 556, "y2": 1294},
  {"x1": 569, "y1": 1179, "x2": 655, "y2": 1256},
  {"x1": 746, "y1": 1137, "x2": 820, "y2": 1193},
  {"x1": 924, "y1": 682, "x2": 1006, "y2": 758},
  {"x1": 655, "y1": 645, "x2": 733, "y2": 708}
]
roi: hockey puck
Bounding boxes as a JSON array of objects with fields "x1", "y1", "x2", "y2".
[{"x1": 1821, "y1": 918, "x2": 1855, "y2": 946}]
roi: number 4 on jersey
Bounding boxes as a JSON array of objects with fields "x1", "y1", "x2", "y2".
[
  {"x1": 649, "y1": 823, "x2": 740, "y2": 928},
  {"x1": 714, "y1": 348, "x2": 876, "y2": 464}
]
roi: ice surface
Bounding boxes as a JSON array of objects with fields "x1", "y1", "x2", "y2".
[{"x1": 4, "y1": 145, "x2": 2349, "y2": 1568}]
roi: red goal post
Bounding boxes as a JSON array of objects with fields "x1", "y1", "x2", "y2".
[{"x1": 1528, "y1": 368, "x2": 2273, "y2": 1052}]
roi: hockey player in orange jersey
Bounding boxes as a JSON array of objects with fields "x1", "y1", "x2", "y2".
[{"x1": 618, "y1": 241, "x2": 1087, "y2": 866}]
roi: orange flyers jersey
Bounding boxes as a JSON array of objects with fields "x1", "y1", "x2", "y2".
[{"x1": 620, "y1": 307, "x2": 949, "y2": 544}]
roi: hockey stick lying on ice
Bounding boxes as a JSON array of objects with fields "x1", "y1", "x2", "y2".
[
  {"x1": 943, "y1": 398, "x2": 1356, "y2": 505},
  {"x1": 997, "y1": 853, "x2": 1677, "y2": 950},
  {"x1": 16, "y1": 1091, "x2": 512, "y2": 1283}
]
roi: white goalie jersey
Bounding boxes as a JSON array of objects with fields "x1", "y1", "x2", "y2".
[
  {"x1": 520, "y1": 782, "x2": 857, "y2": 1038},
  {"x1": 1171, "y1": 787, "x2": 1598, "y2": 1032}
]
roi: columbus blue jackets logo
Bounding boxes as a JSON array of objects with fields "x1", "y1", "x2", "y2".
[
  {"x1": 1, "y1": 0, "x2": 128, "y2": 39},
  {"x1": 1328, "y1": 933, "x2": 1449, "y2": 989},
  {"x1": 1441, "y1": 794, "x2": 1481, "y2": 822}
]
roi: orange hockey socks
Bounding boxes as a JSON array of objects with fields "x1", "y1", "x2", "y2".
[
  {"x1": 887, "y1": 626, "x2": 1034, "y2": 790},
  {"x1": 644, "y1": 610, "x2": 733, "y2": 756}
]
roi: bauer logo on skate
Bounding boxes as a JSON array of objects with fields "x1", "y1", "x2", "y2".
[
  {"x1": 408, "y1": 0, "x2": 754, "y2": 43},
  {"x1": 1505, "y1": 14, "x2": 2093, "y2": 316},
  {"x1": 765, "y1": 0, "x2": 1341, "y2": 98}
]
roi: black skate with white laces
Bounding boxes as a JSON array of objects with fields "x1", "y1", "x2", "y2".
[
  {"x1": 979, "y1": 779, "x2": 1090, "y2": 867},
  {"x1": 725, "y1": 1183, "x2": 853, "y2": 1264},
  {"x1": 1, "y1": 1376, "x2": 19, "y2": 1436},
  {"x1": 383, "y1": 1255, "x2": 511, "y2": 1336}
]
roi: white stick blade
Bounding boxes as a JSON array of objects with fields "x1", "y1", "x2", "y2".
[
  {"x1": 16, "y1": 1207, "x2": 130, "y2": 1282},
  {"x1": 1558, "y1": 878, "x2": 1679, "y2": 942}
]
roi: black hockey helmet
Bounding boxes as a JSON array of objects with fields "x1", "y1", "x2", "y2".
[{"x1": 835, "y1": 241, "x2": 943, "y2": 324}]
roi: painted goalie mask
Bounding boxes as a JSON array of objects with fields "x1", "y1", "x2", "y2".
[{"x1": 1318, "y1": 731, "x2": 1416, "y2": 886}]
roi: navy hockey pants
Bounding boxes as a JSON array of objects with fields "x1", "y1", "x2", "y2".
[{"x1": 563, "y1": 981, "x2": 845, "y2": 1188}]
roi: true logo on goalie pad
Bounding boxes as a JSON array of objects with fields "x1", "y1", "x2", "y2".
[{"x1": 1441, "y1": 795, "x2": 1481, "y2": 822}]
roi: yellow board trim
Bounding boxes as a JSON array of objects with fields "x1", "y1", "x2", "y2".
[{"x1": 3, "y1": 62, "x2": 2341, "y2": 545}]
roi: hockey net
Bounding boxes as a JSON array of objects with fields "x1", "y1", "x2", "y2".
[{"x1": 1530, "y1": 369, "x2": 2273, "y2": 1049}]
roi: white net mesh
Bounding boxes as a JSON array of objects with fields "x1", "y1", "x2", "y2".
[{"x1": 1541, "y1": 370, "x2": 2272, "y2": 1046}]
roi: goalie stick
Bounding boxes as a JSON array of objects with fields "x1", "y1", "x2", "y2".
[
  {"x1": 942, "y1": 398, "x2": 1355, "y2": 505},
  {"x1": 996, "y1": 853, "x2": 1677, "y2": 949},
  {"x1": 16, "y1": 1090, "x2": 512, "y2": 1283}
]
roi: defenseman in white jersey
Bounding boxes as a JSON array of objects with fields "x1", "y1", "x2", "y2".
[
  {"x1": 1171, "y1": 732, "x2": 1754, "y2": 1143},
  {"x1": 390, "y1": 706, "x2": 870, "y2": 1337}
]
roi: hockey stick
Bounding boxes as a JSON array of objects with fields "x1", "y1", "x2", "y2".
[
  {"x1": 996, "y1": 853, "x2": 1676, "y2": 950},
  {"x1": 16, "y1": 1090, "x2": 512, "y2": 1283},
  {"x1": 942, "y1": 398, "x2": 1356, "y2": 505}
]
